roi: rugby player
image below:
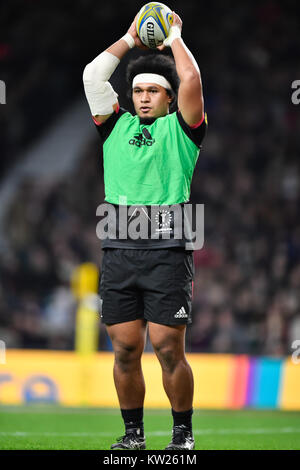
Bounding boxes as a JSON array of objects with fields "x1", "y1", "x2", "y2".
[{"x1": 83, "y1": 11, "x2": 206, "y2": 450}]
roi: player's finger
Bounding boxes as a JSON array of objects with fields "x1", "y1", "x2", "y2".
[
  {"x1": 172, "y1": 11, "x2": 182, "y2": 27},
  {"x1": 136, "y1": 40, "x2": 149, "y2": 50}
]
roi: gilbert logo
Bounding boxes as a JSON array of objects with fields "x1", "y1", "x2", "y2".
[
  {"x1": 0, "y1": 80, "x2": 6, "y2": 104},
  {"x1": 147, "y1": 22, "x2": 156, "y2": 49}
]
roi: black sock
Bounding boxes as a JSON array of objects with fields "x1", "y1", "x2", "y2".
[
  {"x1": 172, "y1": 408, "x2": 193, "y2": 432},
  {"x1": 121, "y1": 408, "x2": 144, "y2": 436}
]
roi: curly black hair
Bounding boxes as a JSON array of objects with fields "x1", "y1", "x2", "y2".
[{"x1": 126, "y1": 53, "x2": 179, "y2": 108}]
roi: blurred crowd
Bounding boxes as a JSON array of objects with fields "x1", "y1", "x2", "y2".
[
  {"x1": 0, "y1": 0, "x2": 118, "y2": 176},
  {"x1": 0, "y1": 141, "x2": 110, "y2": 350},
  {"x1": 1, "y1": 0, "x2": 300, "y2": 355}
]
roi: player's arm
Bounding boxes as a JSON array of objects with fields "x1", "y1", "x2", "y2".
[
  {"x1": 162, "y1": 12, "x2": 204, "y2": 127},
  {"x1": 83, "y1": 15, "x2": 147, "y2": 125}
]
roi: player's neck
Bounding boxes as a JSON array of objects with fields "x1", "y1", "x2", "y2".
[{"x1": 139, "y1": 116, "x2": 157, "y2": 125}]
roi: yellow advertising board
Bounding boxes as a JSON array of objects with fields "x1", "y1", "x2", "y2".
[{"x1": 1, "y1": 350, "x2": 300, "y2": 409}]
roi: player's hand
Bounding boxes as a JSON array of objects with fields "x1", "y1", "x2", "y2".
[
  {"x1": 156, "y1": 43, "x2": 166, "y2": 51},
  {"x1": 157, "y1": 11, "x2": 182, "y2": 51},
  {"x1": 127, "y1": 14, "x2": 149, "y2": 50},
  {"x1": 172, "y1": 11, "x2": 183, "y2": 32}
]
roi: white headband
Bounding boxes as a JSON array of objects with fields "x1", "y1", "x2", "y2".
[{"x1": 132, "y1": 73, "x2": 172, "y2": 90}]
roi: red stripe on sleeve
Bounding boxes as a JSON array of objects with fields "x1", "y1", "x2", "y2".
[
  {"x1": 190, "y1": 113, "x2": 205, "y2": 129},
  {"x1": 92, "y1": 116, "x2": 103, "y2": 126},
  {"x1": 92, "y1": 104, "x2": 120, "y2": 126}
]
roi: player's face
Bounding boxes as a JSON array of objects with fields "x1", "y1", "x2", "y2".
[{"x1": 132, "y1": 83, "x2": 172, "y2": 119}]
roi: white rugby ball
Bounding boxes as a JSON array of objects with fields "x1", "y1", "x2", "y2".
[{"x1": 136, "y1": 2, "x2": 173, "y2": 49}]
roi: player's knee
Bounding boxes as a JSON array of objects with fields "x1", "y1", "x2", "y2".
[
  {"x1": 114, "y1": 342, "x2": 142, "y2": 372},
  {"x1": 154, "y1": 344, "x2": 182, "y2": 374}
]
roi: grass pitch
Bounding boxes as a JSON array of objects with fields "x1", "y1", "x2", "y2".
[{"x1": 0, "y1": 406, "x2": 300, "y2": 450}]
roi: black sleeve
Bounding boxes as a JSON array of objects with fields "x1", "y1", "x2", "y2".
[
  {"x1": 176, "y1": 110, "x2": 207, "y2": 149},
  {"x1": 93, "y1": 107, "x2": 127, "y2": 142}
]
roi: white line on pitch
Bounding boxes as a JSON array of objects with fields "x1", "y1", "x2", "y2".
[{"x1": 1, "y1": 428, "x2": 300, "y2": 437}]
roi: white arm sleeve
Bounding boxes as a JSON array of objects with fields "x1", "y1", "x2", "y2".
[{"x1": 83, "y1": 51, "x2": 120, "y2": 116}]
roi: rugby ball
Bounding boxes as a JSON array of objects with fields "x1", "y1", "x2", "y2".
[{"x1": 136, "y1": 2, "x2": 173, "y2": 49}]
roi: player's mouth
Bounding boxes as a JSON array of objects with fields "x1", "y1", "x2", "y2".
[{"x1": 140, "y1": 107, "x2": 151, "y2": 113}]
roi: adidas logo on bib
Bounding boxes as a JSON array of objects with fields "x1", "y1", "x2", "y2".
[
  {"x1": 174, "y1": 307, "x2": 188, "y2": 319},
  {"x1": 129, "y1": 132, "x2": 155, "y2": 147}
]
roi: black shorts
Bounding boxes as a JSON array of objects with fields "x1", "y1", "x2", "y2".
[{"x1": 99, "y1": 248, "x2": 194, "y2": 325}]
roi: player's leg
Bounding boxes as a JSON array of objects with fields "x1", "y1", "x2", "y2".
[
  {"x1": 148, "y1": 322, "x2": 195, "y2": 450},
  {"x1": 106, "y1": 319, "x2": 147, "y2": 409},
  {"x1": 148, "y1": 322, "x2": 193, "y2": 410},
  {"x1": 100, "y1": 248, "x2": 148, "y2": 449},
  {"x1": 106, "y1": 319, "x2": 147, "y2": 449},
  {"x1": 140, "y1": 247, "x2": 195, "y2": 449}
]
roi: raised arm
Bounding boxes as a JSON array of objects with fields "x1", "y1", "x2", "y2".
[
  {"x1": 83, "y1": 15, "x2": 146, "y2": 124},
  {"x1": 162, "y1": 12, "x2": 204, "y2": 127}
]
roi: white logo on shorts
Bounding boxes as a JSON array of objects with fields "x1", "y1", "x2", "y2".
[{"x1": 174, "y1": 307, "x2": 188, "y2": 318}]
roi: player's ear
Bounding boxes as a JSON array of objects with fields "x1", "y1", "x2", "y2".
[{"x1": 166, "y1": 91, "x2": 173, "y2": 103}]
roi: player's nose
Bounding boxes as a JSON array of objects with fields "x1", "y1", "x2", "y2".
[{"x1": 141, "y1": 91, "x2": 150, "y2": 102}]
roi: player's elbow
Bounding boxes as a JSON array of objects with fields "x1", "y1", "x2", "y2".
[
  {"x1": 181, "y1": 68, "x2": 200, "y2": 84},
  {"x1": 83, "y1": 62, "x2": 96, "y2": 84}
]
